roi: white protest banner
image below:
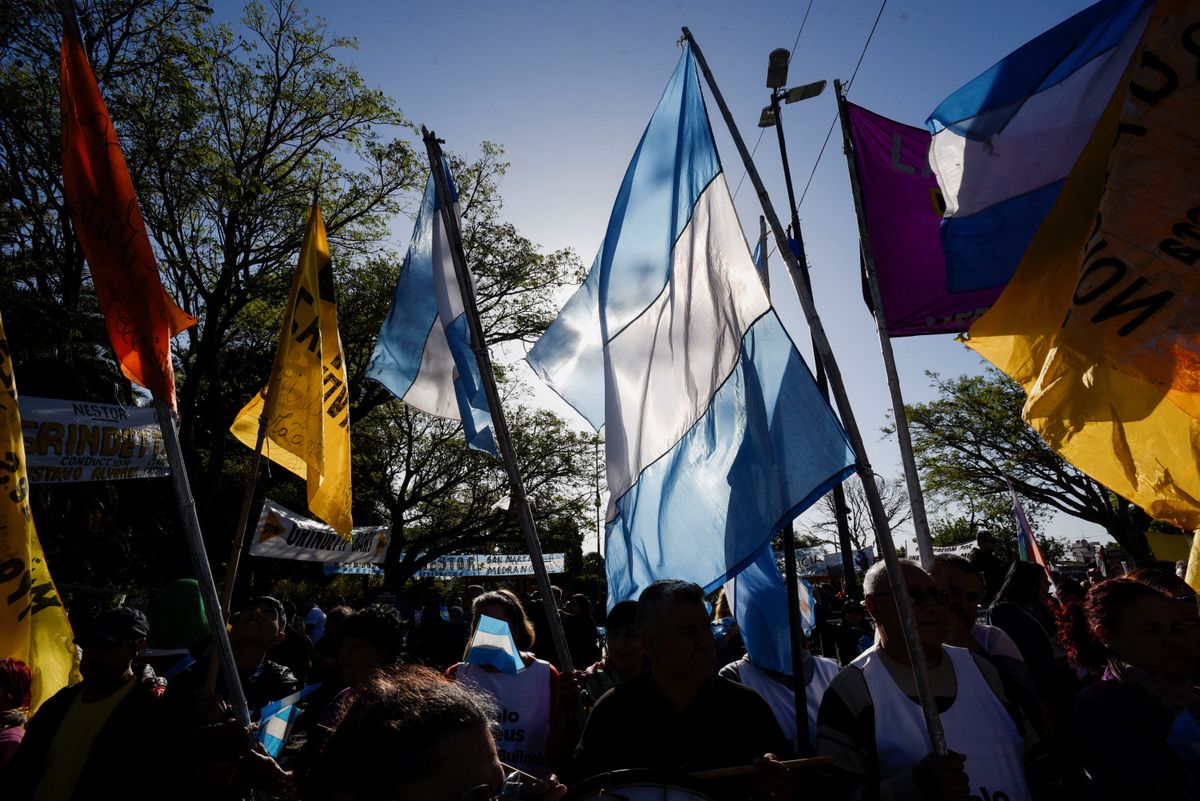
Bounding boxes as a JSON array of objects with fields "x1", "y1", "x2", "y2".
[
  {"x1": 250, "y1": 499, "x2": 388, "y2": 564},
  {"x1": 823, "y1": 547, "x2": 876, "y2": 575},
  {"x1": 932, "y1": 542, "x2": 975, "y2": 556},
  {"x1": 19, "y1": 397, "x2": 169, "y2": 483},
  {"x1": 323, "y1": 554, "x2": 567, "y2": 579},
  {"x1": 414, "y1": 553, "x2": 566, "y2": 579},
  {"x1": 795, "y1": 546, "x2": 829, "y2": 577}
]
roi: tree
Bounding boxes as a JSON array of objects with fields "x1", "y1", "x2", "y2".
[
  {"x1": 930, "y1": 512, "x2": 1067, "y2": 567},
  {"x1": 904, "y1": 369, "x2": 1170, "y2": 564},
  {"x1": 2, "y1": 0, "x2": 593, "y2": 596},
  {"x1": 798, "y1": 475, "x2": 912, "y2": 553}
]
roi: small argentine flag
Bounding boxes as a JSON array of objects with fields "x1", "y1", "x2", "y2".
[
  {"x1": 257, "y1": 683, "x2": 321, "y2": 758},
  {"x1": 465, "y1": 615, "x2": 524, "y2": 675}
]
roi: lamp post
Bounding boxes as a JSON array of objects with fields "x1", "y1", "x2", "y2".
[{"x1": 760, "y1": 51, "x2": 859, "y2": 605}]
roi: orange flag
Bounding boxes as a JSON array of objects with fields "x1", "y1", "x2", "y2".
[{"x1": 59, "y1": 10, "x2": 195, "y2": 409}]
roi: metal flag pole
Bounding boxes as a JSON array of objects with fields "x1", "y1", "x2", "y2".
[
  {"x1": 154, "y1": 399, "x2": 251, "y2": 727},
  {"x1": 682, "y1": 27, "x2": 947, "y2": 755},
  {"x1": 763, "y1": 64, "x2": 860, "y2": 598},
  {"x1": 421, "y1": 129, "x2": 584, "y2": 722},
  {"x1": 833, "y1": 80, "x2": 936, "y2": 570},
  {"x1": 758, "y1": 213, "x2": 812, "y2": 754}
]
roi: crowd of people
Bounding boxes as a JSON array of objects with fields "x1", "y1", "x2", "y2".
[{"x1": 2, "y1": 535, "x2": 1198, "y2": 800}]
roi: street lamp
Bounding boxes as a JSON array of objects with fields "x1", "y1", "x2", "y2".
[
  {"x1": 758, "y1": 49, "x2": 858, "y2": 596},
  {"x1": 758, "y1": 45, "x2": 854, "y2": 759}
]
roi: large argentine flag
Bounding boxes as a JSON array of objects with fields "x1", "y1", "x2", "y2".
[
  {"x1": 527, "y1": 44, "x2": 855, "y2": 606},
  {"x1": 366, "y1": 162, "x2": 497, "y2": 454},
  {"x1": 926, "y1": 0, "x2": 1152, "y2": 293}
]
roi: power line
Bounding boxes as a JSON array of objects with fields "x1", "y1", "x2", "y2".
[
  {"x1": 797, "y1": 0, "x2": 889, "y2": 209},
  {"x1": 732, "y1": 0, "x2": 815, "y2": 201}
]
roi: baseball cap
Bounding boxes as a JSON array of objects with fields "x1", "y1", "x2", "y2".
[{"x1": 78, "y1": 607, "x2": 150, "y2": 646}]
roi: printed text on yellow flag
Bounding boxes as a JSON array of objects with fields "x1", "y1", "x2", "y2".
[
  {"x1": 0, "y1": 310, "x2": 79, "y2": 711},
  {"x1": 230, "y1": 204, "x2": 353, "y2": 539},
  {"x1": 967, "y1": 0, "x2": 1200, "y2": 530}
]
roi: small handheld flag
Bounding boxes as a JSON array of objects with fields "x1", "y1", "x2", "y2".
[
  {"x1": 1007, "y1": 479, "x2": 1051, "y2": 580},
  {"x1": 257, "y1": 683, "x2": 321, "y2": 758},
  {"x1": 465, "y1": 615, "x2": 524, "y2": 675}
]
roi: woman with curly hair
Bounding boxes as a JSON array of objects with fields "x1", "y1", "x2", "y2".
[{"x1": 1062, "y1": 577, "x2": 1200, "y2": 800}]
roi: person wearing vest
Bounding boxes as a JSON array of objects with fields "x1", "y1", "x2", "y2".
[
  {"x1": 446, "y1": 589, "x2": 572, "y2": 780},
  {"x1": 314, "y1": 666, "x2": 566, "y2": 801},
  {"x1": 720, "y1": 649, "x2": 841, "y2": 752},
  {"x1": 817, "y1": 561, "x2": 1054, "y2": 801}
]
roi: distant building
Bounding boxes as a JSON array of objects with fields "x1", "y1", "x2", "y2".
[{"x1": 1067, "y1": 539, "x2": 1101, "y2": 565}]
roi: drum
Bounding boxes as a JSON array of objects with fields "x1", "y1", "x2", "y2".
[{"x1": 564, "y1": 769, "x2": 721, "y2": 800}]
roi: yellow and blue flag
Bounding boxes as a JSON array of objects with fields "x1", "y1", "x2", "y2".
[{"x1": 966, "y1": 0, "x2": 1200, "y2": 531}]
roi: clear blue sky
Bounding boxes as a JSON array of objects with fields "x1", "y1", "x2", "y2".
[{"x1": 212, "y1": 0, "x2": 1111, "y2": 551}]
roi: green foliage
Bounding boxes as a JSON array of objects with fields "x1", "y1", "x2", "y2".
[
  {"x1": 903, "y1": 369, "x2": 1160, "y2": 564},
  {"x1": 2, "y1": 0, "x2": 595, "y2": 601},
  {"x1": 930, "y1": 514, "x2": 1067, "y2": 566}
]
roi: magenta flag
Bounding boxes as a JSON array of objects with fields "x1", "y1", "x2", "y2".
[{"x1": 846, "y1": 103, "x2": 1001, "y2": 337}]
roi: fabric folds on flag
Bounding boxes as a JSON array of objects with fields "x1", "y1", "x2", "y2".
[
  {"x1": 966, "y1": 0, "x2": 1200, "y2": 531},
  {"x1": 366, "y1": 163, "x2": 496, "y2": 454},
  {"x1": 843, "y1": 103, "x2": 997, "y2": 335},
  {"x1": 527, "y1": 44, "x2": 855, "y2": 606},
  {"x1": 927, "y1": 0, "x2": 1153, "y2": 294},
  {"x1": 60, "y1": 13, "x2": 195, "y2": 410},
  {"x1": 725, "y1": 544, "x2": 818, "y2": 675},
  {"x1": 230, "y1": 204, "x2": 353, "y2": 539},
  {"x1": 1186, "y1": 537, "x2": 1200, "y2": 594},
  {"x1": 0, "y1": 310, "x2": 78, "y2": 712}
]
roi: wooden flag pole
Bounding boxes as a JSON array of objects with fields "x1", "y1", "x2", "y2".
[
  {"x1": 682, "y1": 27, "x2": 947, "y2": 756},
  {"x1": 833, "y1": 80, "x2": 936, "y2": 571},
  {"x1": 207, "y1": 187, "x2": 322, "y2": 692},
  {"x1": 421, "y1": 130, "x2": 584, "y2": 724},
  {"x1": 154, "y1": 399, "x2": 251, "y2": 727},
  {"x1": 203, "y1": 425, "x2": 266, "y2": 694}
]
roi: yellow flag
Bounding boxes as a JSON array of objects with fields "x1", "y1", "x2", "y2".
[
  {"x1": 967, "y1": 0, "x2": 1200, "y2": 531},
  {"x1": 0, "y1": 310, "x2": 79, "y2": 711},
  {"x1": 230, "y1": 203, "x2": 352, "y2": 539}
]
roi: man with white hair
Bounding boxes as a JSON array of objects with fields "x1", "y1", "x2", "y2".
[{"x1": 816, "y1": 561, "x2": 1051, "y2": 801}]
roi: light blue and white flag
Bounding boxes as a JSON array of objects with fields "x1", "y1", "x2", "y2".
[
  {"x1": 257, "y1": 683, "x2": 321, "y2": 758},
  {"x1": 366, "y1": 161, "x2": 497, "y2": 454},
  {"x1": 465, "y1": 614, "x2": 524, "y2": 675},
  {"x1": 527, "y1": 43, "x2": 855, "y2": 608},
  {"x1": 926, "y1": 0, "x2": 1152, "y2": 292},
  {"x1": 725, "y1": 544, "x2": 818, "y2": 675}
]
